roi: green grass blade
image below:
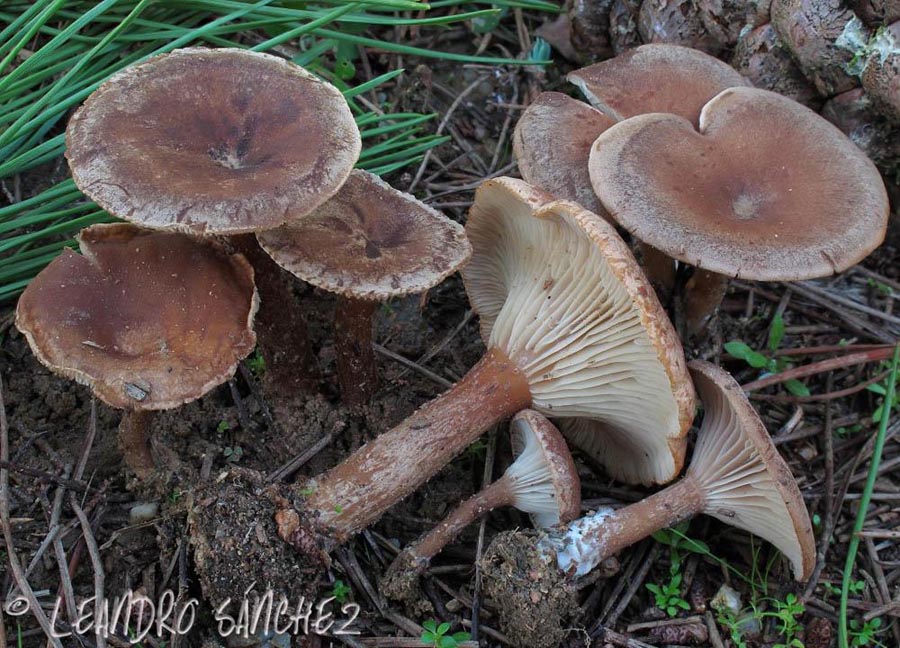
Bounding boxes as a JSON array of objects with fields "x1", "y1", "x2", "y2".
[{"x1": 839, "y1": 344, "x2": 900, "y2": 648}]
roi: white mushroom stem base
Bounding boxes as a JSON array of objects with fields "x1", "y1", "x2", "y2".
[
  {"x1": 333, "y1": 297, "x2": 378, "y2": 407},
  {"x1": 541, "y1": 477, "x2": 704, "y2": 577},
  {"x1": 684, "y1": 269, "x2": 729, "y2": 336},
  {"x1": 118, "y1": 410, "x2": 155, "y2": 480},
  {"x1": 298, "y1": 348, "x2": 532, "y2": 540}
]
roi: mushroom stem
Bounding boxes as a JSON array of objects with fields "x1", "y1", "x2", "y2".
[
  {"x1": 548, "y1": 476, "x2": 704, "y2": 577},
  {"x1": 118, "y1": 410, "x2": 156, "y2": 479},
  {"x1": 638, "y1": 243, "x2": 676, "y2": 303},
  {"x1": 684, "y1": 269, "x2": 729, "y2": 336},
  {"x1": 405, "y1": 475, "x2": 514, "y2": 569},
  {"x1": 333, "y1": 297, "x2": 378, "y2": 406},
  {"x1": 303, "y1": 348, "x2": 531, "y2": 538},
  {"x1": 232, "y1": 235, "x2": 319, "y2": 394}
]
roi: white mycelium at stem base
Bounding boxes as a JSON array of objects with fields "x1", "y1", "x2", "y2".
[
  {"x1": 463, "y1": 178, "x2": 696, "y2": 485},
  {"x1": 535, "y1": 361, "x2": 815, "y2": 581}
]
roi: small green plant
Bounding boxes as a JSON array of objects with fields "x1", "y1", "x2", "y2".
[
  {"x1": 769, "y1": 593, "x2": 805, "y2": 648},
  {"x1": 836, "y1": 423, "x2": 864, "y2": 438},
  {"x1": 223, "y1": 446, "x2": 243, "y2": 463},
  {"x1": 867, "y1": 365, "x2": 899, "y2": 423},
  {"x1": 168, "y1": 488, "x2": 183, "y2": 505},
  {"x1": 646, "y1": 526, "x2": 695, "y2": 617},
  {"x1": 866, "y1": 278, "x2": 893, "y2": 297},
  {"x1": 825, "y1": 580, "x2": 865, "y2": 598},
  {"x1": 216, "y1": 420, "x2": 230, "y2": 434},
  {"x1": 725, "y1": 313, "x2": 810, "y2": 397},
  {"x1": 247, "y1": 350, "x2": 266, "y2": 377},
  {"x1": 299, "y1": 486, "x2": 316, "y2": 497},
  {"x1": 715, "y1": 607, "x2": 750, "y2": 648},
  {"x1": 331, "y1": 579, "x2": 352, "y2": 604},
  {"x1": 420, "y1": 620, "x2": 471, "y2": 648},
  {"x1": 334, "y1": 505, "x2": 344, "y2": 514},
  {"x1": 646, "y1": 571, "x2": 690, "y2": 617},
  {"x1": 850, "y1": 618, "x2": 886, "y2": 647}
]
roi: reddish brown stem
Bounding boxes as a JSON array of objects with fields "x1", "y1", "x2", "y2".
[
  {"x1": 571, "y1": 477, "x2": 704, "y2": 572},
  {"x1": 233, "y1": 234, "x2": 319, "y2": 395},
  {"x1": 334, "y1": 297, "x2": 378, "y2": 406},
  {"x1": 409, "y1": 475, "x2": 513, "y2": 565},
  {"x1": 684, "y1": 269, "x2": 729, "y2": 336},
  {"x1": 305, "y1": 348, "x2": 531, "y2": 539},
  {"x1": 639, "y1": 243, "x2": 676, "y2": 304},
  {"x1": 118, "y1": 410, "x2": 155, "y2": 479}
]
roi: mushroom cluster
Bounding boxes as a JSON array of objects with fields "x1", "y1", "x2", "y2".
[
  {"x1": 18, "y1": 47, "x2": 472, "y2": 479},
  {"x1": 18, "y1": 39, "x2": 893, "y2": 648},
  {"x1": 515, "y1": 43, "x2": 889, "y2": 336}
]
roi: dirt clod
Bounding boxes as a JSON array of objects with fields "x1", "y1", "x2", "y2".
[
  {"x1": 480, "y1": 530, "x2": 579, "y2": 648},
  {"x1": 188, "y1": 468, "x2": 327, "y2": 607}
]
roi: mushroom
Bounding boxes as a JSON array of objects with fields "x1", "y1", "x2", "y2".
[
  {"x1": 382, "y1": 410, "x2": 580, "y2": 603},
  {"x1": 589, "y1": 86, "x2": 889, "y2": 334},
  {"x1": 65, "y1": 47, "x2": 361, "y2": 394},
  {"x1": 567, "y1": 43, "x2": 750, "y2": 126},
  {"x1": 567, "y1": 44, "x2": 750, "y2": 298},
  {"x1": 15, "y1": 223, "x2": 258, "y2": 478},
  {"x1": 512, "y1": 91, "x2": 615, "y2": 219},
  {"x1": 481, "y1": 360, "x2": 816, "y2": 648},
  {"x1": 257, "y1": 169, "x2": 472, "y2": 406},
  {"x1": 277, "y1": 176, "x2": 692, "y2": 538}
]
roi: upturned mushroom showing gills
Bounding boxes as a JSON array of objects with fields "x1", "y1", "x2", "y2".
[
  {"x1": 257, "y1": 169, "x2": 471, "y2": 406},
  {"x1": 481, "y1": 361, "x2": 815, "y2": 648},
  {"x1": 15, "y1": 224, "x2": 258, "y2": 478},
  {"x1": 382, "y1": 410, "x2": 580, "y2": 602},
  {"x1": 589, "y1": 86, "x2": 889, "y2": 335},
  {"x1": 275, "y1": 177, "x2": 694, "y2": 555}
]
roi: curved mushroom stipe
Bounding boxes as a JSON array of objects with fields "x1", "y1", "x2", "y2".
[
  {"x1": 512, "y1": 92, "x2": 615, "y2": 220},
  {"x1": 382, "y1": 410, "x2": 580, "y2": 602},
  {"x1": 568, "y1": 43, "x2": 750, "y2": 125},
  {"x1": 66, "y1": 48, "x2": 361, "y2": 235},
  {"x1": 258, "y1": 169, "x2": 472, "y2": 405}
]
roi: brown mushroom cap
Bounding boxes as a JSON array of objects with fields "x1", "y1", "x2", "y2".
[
  {"x1": 15, "y1": 223, "x2": 258, "y2": 410},
  {"x1": 66, "y1": 48, "x2": 361, "y2": 235},
  {"x1": 513, "y1": 92, "x2": 615, "y2": 218},
  {"x1": 463, "y1": 177, "x2": 696, "y2": 485},
  {"x1": 567, "y1": 43, "x2": 750, "y2": 125},
  {"x1": 589, "y1": 86, "x2": 889, "y2": 280},
  {"x1": 508, "y1": 410, "x2": 581, "y2": 527},
  {"x1": 688, "y1": 360, "x2": 816, "y2": 581},
  {"x1": 257, "y1": 169, "x2": 472, "y2": 301}
]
